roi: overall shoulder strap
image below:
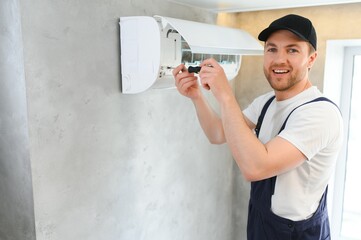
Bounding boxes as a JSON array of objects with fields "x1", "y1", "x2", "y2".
[
  {"x1": 255, "y1": 96, "x2": 275, "y2": 137},
  {"x1": 278, "y1": 97, "x2": 338, "y2": 134}
]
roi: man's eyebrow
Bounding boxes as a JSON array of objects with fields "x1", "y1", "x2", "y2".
[
  {"x1": 265, "y1": 42, "x2": 302, "y2": 48},
  {"x1": 285, "y1": 43, "x2": 302, "y2": 48},
  {"x1": 265, "y1": 42, "x2": 277, "y2": 48}
]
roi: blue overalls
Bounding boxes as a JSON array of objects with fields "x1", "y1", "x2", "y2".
[{"x1": 247, "y1": 96, "x2": 334, "y2": 240}]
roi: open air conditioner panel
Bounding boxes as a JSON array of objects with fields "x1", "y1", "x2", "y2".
[{"x1": 120, "y1": 16, "x2": 263, "y2": 94}]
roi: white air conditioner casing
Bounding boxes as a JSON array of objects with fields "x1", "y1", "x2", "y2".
[{"x1": 120, "y1": 15, "x2": 263, "y2": 94}]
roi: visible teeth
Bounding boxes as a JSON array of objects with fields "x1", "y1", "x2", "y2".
[{"x1": 273, "y1": 69, "x2": 289, "y2": 73}]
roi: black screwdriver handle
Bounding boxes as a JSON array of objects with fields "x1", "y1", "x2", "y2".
[{"x1": 188, "y1": 66, "x2": 201, "y2": 73}]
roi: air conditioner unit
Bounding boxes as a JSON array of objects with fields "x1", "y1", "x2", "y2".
[{"x1": 119, "y1": 15, "x2": 263, "y2": 94}]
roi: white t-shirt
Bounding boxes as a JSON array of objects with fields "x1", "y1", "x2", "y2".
[{"x1": 243, "y1": 87, "x2": 343, "y2": 221}]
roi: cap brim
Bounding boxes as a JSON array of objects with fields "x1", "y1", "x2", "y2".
[{"x1": 258, "y1": 26, "x2": 309, "y2": 43}]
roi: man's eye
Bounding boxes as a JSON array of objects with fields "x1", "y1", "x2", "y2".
[
  {"x1": 288, "y1": 49, "x2": 299, "y2": 53},
  {"x1": 267, "y1": 48, "x2": 277, "y2": 52}
]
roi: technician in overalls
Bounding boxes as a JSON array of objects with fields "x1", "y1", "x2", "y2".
[{"x1": 173, "y1": 14, "x2": 343, "y2": 239}]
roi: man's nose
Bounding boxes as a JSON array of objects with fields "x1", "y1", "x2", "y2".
[{"x1": 274, "y1": 50, "x2": 287, "y2": 63}]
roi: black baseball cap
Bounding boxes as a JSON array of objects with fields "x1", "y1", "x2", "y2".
[{"x1": 258, "y1": 14, "x2": 317, "y2": 50}]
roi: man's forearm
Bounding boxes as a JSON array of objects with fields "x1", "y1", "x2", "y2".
[
  {"x1": 220, "y1": 95, "x2": 268, "y2": 180},
  {"x1": 192, "y1": 94, "x2": 226, "y2": 144}
]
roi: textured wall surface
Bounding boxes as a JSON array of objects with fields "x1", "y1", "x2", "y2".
[
  {"x1": 19, "y1": 1, "x2": 235, "y2": 239},
  {"x1": 14, "y1": 1, "x2": 361, "y2": 239},
  {"x1": 0, "y1": 0, "x2": 36, "y2": 239}
]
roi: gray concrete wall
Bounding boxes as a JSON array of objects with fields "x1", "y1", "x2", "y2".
[
  {"x1": 0, "y1": 0, "x2": 36, "y2": 239},
  {"x1": 20, "y1": 0, "x2": 235, "y2": 239}
]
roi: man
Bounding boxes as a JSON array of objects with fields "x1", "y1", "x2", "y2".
[{"x1": 172, "y1": 14, "x2": 343, "y2": 239}]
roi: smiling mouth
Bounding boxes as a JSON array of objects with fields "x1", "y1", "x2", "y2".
[{"x1": 273, "y1": 69, "x2": 290, "y2": 74}]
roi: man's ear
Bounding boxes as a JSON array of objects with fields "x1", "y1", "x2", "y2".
[{"x1": 308, "y1": 51, "x2": 317, "y2": 69}]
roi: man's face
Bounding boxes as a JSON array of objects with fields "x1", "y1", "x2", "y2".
[{"x1": 263, "y1": 30, "x2": 317, "y2": 92}]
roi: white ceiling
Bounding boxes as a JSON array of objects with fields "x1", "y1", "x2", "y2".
[{"x1": 169, "y1": 0, "x2": 361, "y2": 12}]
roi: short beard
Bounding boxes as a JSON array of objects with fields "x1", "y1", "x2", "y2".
[{"x1": 263, "y1": 66, "x2": 306, "y2": 92}]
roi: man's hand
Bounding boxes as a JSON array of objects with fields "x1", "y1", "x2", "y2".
[
  {"x1": 173, "y1": 64, "x2": 201, "y2": 99},
  {"x1": 199, "y1": 58, "x2": 234, "y2": 103}
]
